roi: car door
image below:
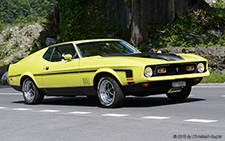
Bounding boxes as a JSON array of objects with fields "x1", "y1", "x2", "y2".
[{"x1": 42, "y1": 44, "x2": 82, "y2": 95}]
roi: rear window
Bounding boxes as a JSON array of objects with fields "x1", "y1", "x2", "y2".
[{"x1": 43, "y1": 48, "x2": 54, "y2": 61}]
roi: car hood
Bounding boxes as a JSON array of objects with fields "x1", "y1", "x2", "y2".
[
  {"x1": 125, "y1": 53, "x2": 184, "y2": 61},
  {"x1": 98, "y1": 53, "x2": 205, "y2": 65},
  {"x1": 101, "y1": 53, "x2": 184, "y2": 63},
  {"x1": 102, "y1": 53, "x2": 184, "y2": 61}
]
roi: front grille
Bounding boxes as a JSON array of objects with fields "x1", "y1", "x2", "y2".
[{"x1": 147, "y1": 62, "x2": 207, "y2": 77}]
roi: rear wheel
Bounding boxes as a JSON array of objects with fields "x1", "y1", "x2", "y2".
[
  {"x1": 97, "y1": 76, "x2": 125, "y2": 108},
  {"x1": 166, "y1": 86, "x2": 191, "y2": 102},
  {"x1": 22, "y1": 78, "x2": 44, "y2": 104}
]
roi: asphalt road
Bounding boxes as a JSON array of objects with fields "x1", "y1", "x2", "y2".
[{"x1": 0, "y1": 85, "x2": 224, "y2": 141}]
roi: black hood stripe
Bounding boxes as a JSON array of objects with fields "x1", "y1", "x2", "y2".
[{"x1": 102, "y1": 53, "x2": 184, "y2": 61}]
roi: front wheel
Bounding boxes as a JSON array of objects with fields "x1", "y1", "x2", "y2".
[
  {"x1": 22, "y1": 78, "x2": 44, "y2": 104},
  {"x1": 97, "y1": 76, "x2": 125, "y2": 108},
  {"x1": 166, "y1": 86, "x2": 192, "y2": 102}
]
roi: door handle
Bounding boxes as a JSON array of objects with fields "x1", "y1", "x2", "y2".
[{"x1": 45, "y1": 67, "x2": 49, "y2": 70}]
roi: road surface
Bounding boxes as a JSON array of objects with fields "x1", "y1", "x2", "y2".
[{"x1": 0, "y1": 85, "x2": 224, "y2": 141}]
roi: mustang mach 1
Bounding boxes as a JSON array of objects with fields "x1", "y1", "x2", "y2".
[{"x1": 8, "y1": 39, "x2": 209, "y2": 107}]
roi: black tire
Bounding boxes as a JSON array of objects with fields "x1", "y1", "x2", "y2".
[
  {"x1": 22, "y1": 78, "x2": 44, "y2": 104},
  {"x1": 166, "y1": 86, "x2": 192, "y2": 102},
  {"x1": 97, "y1": 76, "x2": 125, "y2": 108}
]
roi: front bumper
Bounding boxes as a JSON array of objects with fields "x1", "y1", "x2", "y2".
[{"x1": 123, "y1": 78, "x2": 202, "y2": 96}]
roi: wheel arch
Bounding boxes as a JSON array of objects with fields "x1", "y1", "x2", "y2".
[
  {"x1": 93, "y1": 69, "x2": 123, "y2": 90},
  {"x1": 20, "y1": 73, "x2": 38, "y2": 88}
]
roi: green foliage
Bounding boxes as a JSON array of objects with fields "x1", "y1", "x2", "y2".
[
  {"x1": 0, "y1": 21, "x2": 4, "y2": 32},
  {"x1": 56, "y1": 0, "x2": 115, "y2": 41},
  {"x1": 10, "y1": 42, "x2": 19, "y2": 50},
  {"x1": 29, "y1": 38, "x2": 42, "y2": 55},
  {"x1": 4, "y1": 31, "x2": 13, "y2": 41},
  {"x1": 213, "y1": 0, "x2": 225, "y2": 8},
  {"x1": 136, "y1": 42, "x2": 149, "y2": 52},
  {"x1": 0, "y1": 80, "x2": 8, "y2": 85},
  {"x1": 148, "y1": 7, "x2": 225, "y2": 48},
  {"x1": 0, "y1": 0, "x2": 55, "y2": 25},
  {"x1": 0, "y1": 61, "x2": 5, "y2": 68},
  {"x1": 201, "y1": 72, "x2": 225, "y2": 83},
  {"x1": 124, "y1": 0, "x2": 131, "y2": 8}
]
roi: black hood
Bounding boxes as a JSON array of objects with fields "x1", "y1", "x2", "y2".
[{"x1": 102, "y1": 53, "x2": 184, "y2": 61}]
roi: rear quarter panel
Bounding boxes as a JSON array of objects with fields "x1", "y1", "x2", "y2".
[{"x1": 8, "y1": 48, "x2": 48, "y2": 87}]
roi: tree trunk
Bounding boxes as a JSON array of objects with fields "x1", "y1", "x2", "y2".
[
  {"x1": 188, "y1": 0, "x2": 210, "y2": 9},
  {"x1": 167, "y1": 0, "x2": 175, "y2": 22},
  {"x1": 199, "y1": 0, "x2": 210, "y2": 9},
  {"x1": 130, "y1": 0, "x2": 148, "y2": 46}
]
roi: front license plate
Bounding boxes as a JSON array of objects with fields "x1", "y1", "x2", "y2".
[{"x1": 172, "y1": 81, "x2": 186, "y2": 87}]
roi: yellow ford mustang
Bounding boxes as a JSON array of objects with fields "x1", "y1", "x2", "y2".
[{"x1": 8, "y1": 39, "x2": 209, "y2": 107}]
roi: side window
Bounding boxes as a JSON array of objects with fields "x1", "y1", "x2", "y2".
[
  {"x1": 43, "y1": 44, "x2": 77, "y2": 62},
  {"x1": 57, "y1": 44, "x2": 78, "y2": 60},
  {"x1": 51, "y1": 48, "x2": 62, "y2": 62},
  {"x1": 58, "y1": 44, "x2": 75, "y2": 56},
  {"x1": 43, "y1": 48, "x2": 54, "y2": 61}
]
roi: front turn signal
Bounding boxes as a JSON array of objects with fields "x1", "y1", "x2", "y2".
[
  {"x1": 142, "y1": 83, "x2": 150, "y2": 87},
  {"x1": 194, "y1": 78, "x2": 201, "y2": 83}
]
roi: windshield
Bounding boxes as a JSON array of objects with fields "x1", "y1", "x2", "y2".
[{"x1": 76, "y1": 41, "x2": 141, "y2": 57}]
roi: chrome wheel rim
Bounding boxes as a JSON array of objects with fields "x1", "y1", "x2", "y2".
[
  {"x1": 99, "y1": 79, "x2": 115, "y2": 105},
  {"x1": 23, "y1": 80, "x2": 35, "y2": 102}
]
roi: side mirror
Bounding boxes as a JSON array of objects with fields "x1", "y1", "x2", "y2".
[{"x1": 64, "y1": 54, "x2": 72, "y2": 61}]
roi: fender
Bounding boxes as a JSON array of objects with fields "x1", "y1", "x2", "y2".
[
  {"x1": 20, "y1": 72, "x2": 41, "y2": 87},
  {"x1": 94, "y1": 68, "x2": 127, "y2": 86}
]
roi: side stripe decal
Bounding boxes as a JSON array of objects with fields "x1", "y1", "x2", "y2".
[
  {"x1": 8, "y1": 74, "x2": 21, "y2": 78},
  {"x1": 34, "y1": 70, "x2": 97, "y2": 76},
  {"x1": 10, "y1": 69, "x2": 133, "y2": 79}
]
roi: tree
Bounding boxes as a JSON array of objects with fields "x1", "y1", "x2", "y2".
[
  {"x1": 130, "y1": 0, "x2": 148, "y2": 46},
  {"x1": 167, "y1": 0, "x2": 175, "y2": 22},
  {"x1": 189, "y1": 0, "x2": 210, "y2": 9},
  {"x1": 0, "y1": 0, "x2": 55, "y2": 24}
]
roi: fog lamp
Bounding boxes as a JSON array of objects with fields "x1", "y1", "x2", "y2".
[
  {"x1": 157, "y1": 68, "x2": 166, "y2": 74},
  {"x1": 186, "y1": 65, "x2": 195, "y2": 71}
]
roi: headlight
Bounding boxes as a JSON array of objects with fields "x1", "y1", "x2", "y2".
[
  {"x1": 197, "y1": 63, "x2": 205, "y2": 73},
  {"x1": 145, "y1": 67, "x2": 153, "y2": 77}
]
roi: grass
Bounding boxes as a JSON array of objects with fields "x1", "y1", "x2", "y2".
[
  {"x1": 0, "y1": 61, "x2": 5, "y2": 67},
  {"x1": 201, "y1": 72, "x2": 225, "y2": 83},
  {"x1": 0, "y1": 81, "x2": 8, "y2": 85}
]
